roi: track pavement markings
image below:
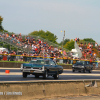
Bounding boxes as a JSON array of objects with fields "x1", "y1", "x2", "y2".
[{"x1": 0, "y1": 72, "x2": 100, "y2": 76}]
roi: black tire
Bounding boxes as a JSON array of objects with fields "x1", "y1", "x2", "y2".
[
  {"x1": 23, "y1": 72, "x2": 27, "y2": 78},
  {"x1": 78, "y1": 71, "x2": 81, "y2": 72},
  {"x1": 35, "y1": 75, "x2": 39, "y2": 78},
  {"x1": 89, "y1": 69, "x2": 92, "y2": 73},
  {"x1": 43, "y1": 71, "x2": 48, "y2": 79},
  {"x1": 72, "y1": 69, "x2": 75, "y2": 72},
  {"x1": 83, "y1": 69, "x2": 86, "y2": 73},
  {"x1": 54, "y1": 72, "x2": 59, "y2": 79}
]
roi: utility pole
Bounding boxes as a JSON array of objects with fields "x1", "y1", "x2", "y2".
[{"x1": 62, "y1": 30, "x2": 65, "y2": 50}]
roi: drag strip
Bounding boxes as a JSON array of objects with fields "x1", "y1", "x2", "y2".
[
  {"x1": 0, "y1": 72, "x2": 100, "y2": 76},
  {"x1": 0, "y1": 68, "x2": 100, "y2": 82}
]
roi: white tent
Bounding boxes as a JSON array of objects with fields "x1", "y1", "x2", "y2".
[{"x1": 0, "y1": 48, "x2": 9, "y2": 52}]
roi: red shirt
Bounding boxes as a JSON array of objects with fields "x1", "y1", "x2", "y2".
[
  {"x1": 39, "y1": 41, "x2": 41, "y2": 44},
  {"x1": 35, "y1": 48, "x2": 38, "y2": 51}
]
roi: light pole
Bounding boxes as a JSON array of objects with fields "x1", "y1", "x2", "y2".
[{"x1": 61, "y1": 30, "x2": 65, "y2": 51}]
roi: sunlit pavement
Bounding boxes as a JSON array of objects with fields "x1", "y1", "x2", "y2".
[{"x1": 0, "y1": 68, "x2": 100, "y2": 82}]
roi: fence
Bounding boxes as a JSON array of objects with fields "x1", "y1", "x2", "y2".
[
  {"x1": 0, "y1": 53, "x2": 75, "y2": 65},
  {"x1": 0, "y1": 54, "x2": 99, "y2": 64}
]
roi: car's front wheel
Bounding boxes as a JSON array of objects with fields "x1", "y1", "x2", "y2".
[
  {"x1": 23, "y1": 72, "x2": 27, "y2": 78},
  {"x1": 54, "y1": 72, "x2": 59, "y2": 79},
  {"x1": 35, "y1": 75, "x2": 39, "y2": 78},
  {"x1": 89, "y1": 69, "x2": 92, "y2": 73},
  {"x1": 72, "y1": 69, "x2": 75, "y2": 72}
]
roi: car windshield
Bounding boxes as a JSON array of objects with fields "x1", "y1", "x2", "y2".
[
  {"x1": 30, "y1": 59, "x2": 49, "y2": 65},
  {"x1": 76, "y1": 61, "x2": 85, "y2": 65}
]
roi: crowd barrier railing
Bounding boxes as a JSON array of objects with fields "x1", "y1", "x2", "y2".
[{"x1": 0, "y1": 54, "x2": 99, "y2": 64}]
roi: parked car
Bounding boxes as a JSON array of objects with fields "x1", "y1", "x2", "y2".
[
  {"x1": 72, "y1": 60, "x2": 93, "y2": 73},
  {"x1": 21, "y1": 58, "x2": 63, "y2": 79}
]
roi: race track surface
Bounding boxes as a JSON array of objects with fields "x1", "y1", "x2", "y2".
[{"x1": 0, "y1": 68, "x2": 100, "y2": 82}]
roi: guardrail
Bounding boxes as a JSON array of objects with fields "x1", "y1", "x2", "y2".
[{"x1": 0, "y1": 54, "x2": 99, "y2": 64}]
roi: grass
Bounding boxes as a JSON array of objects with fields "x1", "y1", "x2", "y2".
[
  {"x1": 0, "y1": 61, "x2": 72, "y2": 65},
  {"x1": 57, "y1": 63, "x2": 72, "y2": 65}
]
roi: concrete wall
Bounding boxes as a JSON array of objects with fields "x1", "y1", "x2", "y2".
[
  {"x1": 0, "y1": 62, "x2": 21, "y2": 68},
  {"x1": 0, "y1": 62, "x2": 72, "y2": 69},
  {"x1": 0, "y1": 80, "x2": 100, "y2": 100},
  {"x1": 0, "y1": 62, "x2": 100, "y2": 70}
]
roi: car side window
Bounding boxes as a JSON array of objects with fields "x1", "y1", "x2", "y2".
[
  {"x1": 50, "y1": 60, "x2": 56, "y2": 66},
  {"x1": 86, "y1": 61, "x2": 90, "y2": 65}
]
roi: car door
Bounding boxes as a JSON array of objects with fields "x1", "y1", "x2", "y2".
[
  {"x1": 49, "y1": 60, "x2": 56, "y2": 73},
  {"x1": 85, "y1": 61, "x2": 90, "y2": 70}
]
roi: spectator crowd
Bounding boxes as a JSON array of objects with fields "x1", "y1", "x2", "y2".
[{"x1": 0, "y1": 33, "x2": 100, "y2": 64}]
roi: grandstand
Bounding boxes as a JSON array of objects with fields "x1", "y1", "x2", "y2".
[
  {"x1": 0, "y1": 32, "x2": 99, "y2": 63},
  {"x1": 0, "y1": 32, "x2": 69, "y2": 53}
]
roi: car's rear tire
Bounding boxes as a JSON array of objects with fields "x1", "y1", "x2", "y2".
[
  {"x1": 23, "y1": 72, "x2": 27, "y2": 78},
  {"x1": 35, "y1": 75, "x2": 39, "y2": 78},
  {"x1": 83, "y1": 69, "x2": 86, "y2": 73},
  {"x1": 43, "y1": 71, "x2": 48, "y2": 79},
  {"x1": 54, "y1": 72, "x2": 59, "y2": 79},
  {"x1": 89, "y1": 69, "x2": 92, "y2": 73}
]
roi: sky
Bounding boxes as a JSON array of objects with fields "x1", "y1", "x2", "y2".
[{"x1": 0, "y1": 0, "x2": 100, "y2": 43}]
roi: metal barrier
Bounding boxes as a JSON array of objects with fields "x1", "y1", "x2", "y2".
[
  {"x1": 0, "y1": 54, "x2": 73, "y2": 64},
  {"x1": 0, "y1": 54, "x2": 99, "y2": 64},
  {"x1": 0, "y1": 36, "x2": 31, "y2": 53}
]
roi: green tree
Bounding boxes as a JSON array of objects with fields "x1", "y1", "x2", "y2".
[
  {"x1": 59, "y1": 38, "x2": 70, "y2": 46},
  {"x1": 28, "y1": 30, "x2": 58, "y2": 44},
  {"x1": 83, "y1": 38, "x2": 96, "y2": 46},
  {"x1": 4, "y1": 30, "x2": 9, "y2": 33},
  {"x1": 64, "y1": 39, "x2": 74, "y2": 50},
  {"x1": 83, "y1": 38, "x2": 95, "y2": 43},
  {"x1": 0, "y1": 16, "x2": 4, "y2": 32}
]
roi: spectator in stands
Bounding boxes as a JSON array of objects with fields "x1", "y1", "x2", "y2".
[
  {"x1": 75, "y1": 38, "x2": 77, "y2": 42},
  {"x1": 0, "y1": 50, "x2": 2, "y2": 60},
  {"x1": 7, "y1": 53, "x2": 11, "y2": 61},
  {"x1": 95, "y1": 42, "x2": 98, "y2": 47},
  {"x1": 23, "y1": 52, "x2": 27, "y2": 62}
]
